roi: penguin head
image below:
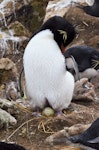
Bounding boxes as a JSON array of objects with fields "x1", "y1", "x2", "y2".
[{"x1": 33, "y1": 16, "x2": 76, "y2": 53}]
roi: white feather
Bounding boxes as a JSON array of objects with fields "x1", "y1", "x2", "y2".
[
  {"x1": 79, "y1": 68, "x2": 99, "y2": 79},
  {"x1": 23, "y1": 29, "x2": 74, "y2": 110}
]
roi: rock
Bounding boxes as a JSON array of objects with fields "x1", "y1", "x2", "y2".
[
  {"x1": 45, "y1": 128, "x2": 67, "y2": 144},
  {"x1": 0, "y1": 98, "x2": 13, "y2": 108},
  {"x1": 0, "y1": 0, "x2": 31, "y2": 57},
  {"x1": 91, "y1": 76, "x2": 99, "y2": 98},
  {"x1": 8, "y1": 21, "x2": 30, "y2": 37},
  {"x1": 0, "y1": 98, "x2": 19, "y2": 115},
  {"x1": 0, "y1": 22, "x2": 30, "y2": 57},
  {"x1": 0, "y1": 0, "x2": 47, "y2": 57},
  {"x1": 23, "y1": 0, "x2": 31, "y2": 5},
  {"x1": 64, "y1": 6, "x2": 99, "y2": 49},
  {"x1": 44, "y1": 0, "x2": 94, "y2": 21},
  {"x1": 44, "y1": 2, "x2": 70, "y2": 22},
  {"x1": 0, "y1": 57, "x2": 16, "y2": 70},
  {"x1": 64, "y1": 123, "x2": 91, "y2": 136},
  {"x1": 0, "y1": 108, "x2": 17, "y2": 129},
  {"x1": 5, "y1": 81, "x2": 18, "y2": 101},
  {"x1": 0, "y1": 58, "x2": 19, "y2": 100},
  {"x1": 0, "y1": 0, "x2": 29, "y2": 26},
  {"x1": 45, "y1": 123, "x2": 91, "y2": 144},
  {"x1": 73, "y1": 78, "x2": 96, "y2": 101},
  {"x1": 0, "y1": 57, "x2": 18, "y2": 80}
]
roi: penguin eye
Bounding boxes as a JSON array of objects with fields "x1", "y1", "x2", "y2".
[{"x1": 57, "y1": 30, "x2": 67, "y2": 43}]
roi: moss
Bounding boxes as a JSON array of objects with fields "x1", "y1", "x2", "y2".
[
  {"x1": 29, "y1": 0, "x2": 48, "y2": 32},
  {"x1": 15, "y1": 0, "x2": 48, "y2": 33},
  {"x1": 9, "y1": 21, "x2": 30, "y2": 37}
]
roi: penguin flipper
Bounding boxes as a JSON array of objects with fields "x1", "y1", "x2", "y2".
[
  {"x1": 68, "y1": 135, "x2": 80, "y2": 143},
  {"x1": 88, "y1": 137, "x2": 99, "y2": 144}
]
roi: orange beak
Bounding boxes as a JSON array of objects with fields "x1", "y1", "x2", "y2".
[{"x1": 61, "y1": 44, "x2": 66, "y2": 54}]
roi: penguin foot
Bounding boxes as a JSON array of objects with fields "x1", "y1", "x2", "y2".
[
  {"x1": 55, "y1": 110, "x2": 64, "y2": 116},
  {"x1": 32, "y1": 107, "x2": 42, "y2": 117},
  {"x1": 32, "y1": 112, "x2": 42, "y2": 117},
  {"x1": 55, "y1": 110, "x2": 68, "y2": 120},
  {"x1": 68, "y1": 135, "x2": 80, "y2": 143}
]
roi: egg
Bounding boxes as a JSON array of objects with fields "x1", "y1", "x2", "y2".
[{"x1": 42, "y1": 107, "x2": 55, "y2": 117}]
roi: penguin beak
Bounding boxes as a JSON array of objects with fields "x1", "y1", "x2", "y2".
[{"x1": 61, "y1": 44, "x2": 66, "y2": 54}]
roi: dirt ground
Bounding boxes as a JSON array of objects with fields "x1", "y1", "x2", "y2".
[
  {"x1": 0, "y1": 102, "x2": 98, "y2": 150},
  {"x1": 0, "y1": 5, "x2": 99, "y2": 150}
]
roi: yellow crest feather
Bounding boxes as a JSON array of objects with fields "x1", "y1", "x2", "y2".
[
  {"x1": 58, "y1": 30, "x2": 67, "y2": 43},
  {"x1": 92, "y1": 60, "x2": 99, "y2": 69}
]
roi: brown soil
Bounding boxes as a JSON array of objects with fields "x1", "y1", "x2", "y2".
[{"x1": 0, "y1": 102, "x2": 98, "y2": 150}]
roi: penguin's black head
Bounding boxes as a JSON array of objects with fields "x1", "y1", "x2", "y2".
[{"x1": 33, "y1": 16, "x2": 76, "y2": 53}]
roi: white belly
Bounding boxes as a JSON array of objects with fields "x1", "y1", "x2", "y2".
[{"x1": 23, "y1": 30, "x2": 74, "y2": 110}]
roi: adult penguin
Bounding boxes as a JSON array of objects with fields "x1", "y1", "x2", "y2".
[
  {"x1": 23, "y1": 16, "x2": 76, "y2": 113},
  {"x1": 64, "y1": 45, "x2": 99, "y2": 80},
  {"x1": 68, "y1": 118, "x2": 99, "y2": 149}
]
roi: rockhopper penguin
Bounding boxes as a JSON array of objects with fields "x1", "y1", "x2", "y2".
[
  {"x1": 23, "y1": 16, "x2": 76, "y2": 112},
  {"x1": 64, "y1": 45, "x2": 99, "y2": 80}
]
